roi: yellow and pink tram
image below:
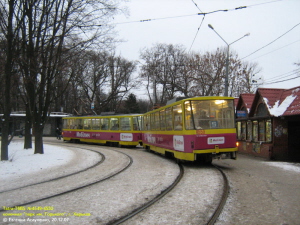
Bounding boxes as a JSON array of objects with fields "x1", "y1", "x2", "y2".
[
  {"x1": 62, "y1": 114, "x2": 142, "y2": 147},
  {"x1": 142, "y1": 97, "x2": 238, "y2": 163}
]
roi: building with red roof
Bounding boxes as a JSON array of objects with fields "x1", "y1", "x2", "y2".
[{"x1": 236, "y1": 86, "x2": 300, "y2": 161}]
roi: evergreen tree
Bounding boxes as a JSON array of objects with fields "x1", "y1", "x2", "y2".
[{"x1": 124, "y1": 93, "x2": 140, "y2": 113}]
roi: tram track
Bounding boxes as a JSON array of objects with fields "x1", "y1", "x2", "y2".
[
  {"x1": 108, "y1": 162, "x2": 184, "y2": 225},
  {"x1": 0, "y1": 146, "x2": 105, "y2": 194},
  {"x1": 1, "y1": 141, "x2": 230, "y2": 224},
  {"x1": 0, "y1": 144, "x2": 133, "y2": 211},
  {"x1": 207, "y1": 164, "x2": 230, "y2": 225},
  {"x1": 107, "y1": 161, "x2": 230, "y2": 225}
]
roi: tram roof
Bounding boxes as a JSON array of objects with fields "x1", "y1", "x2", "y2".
[
  {"x1": 63, "y1": 113, "x2": 143, "y2": 118},
  {"x1": 147, "y1": 96, "x2": 235, "y2": 113}
]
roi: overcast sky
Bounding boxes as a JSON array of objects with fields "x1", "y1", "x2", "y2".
[{"x1": 113, "y1": 0, "x2": 300, "y2": 97}]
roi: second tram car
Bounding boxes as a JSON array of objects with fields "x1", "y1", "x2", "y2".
[
  {"x1": 142, "y1": 97, "x2": 238, "y2": 163},
  {"x1": 62, "y1": 114, "x2": 142, "y2": 147}
]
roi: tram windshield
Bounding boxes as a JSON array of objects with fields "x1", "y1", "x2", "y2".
[{"x1": 184, "y1": 100, "x2": 235, "y2": 130}]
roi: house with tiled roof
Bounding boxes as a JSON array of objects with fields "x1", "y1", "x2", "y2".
[{"x1": 236, "y1": 86, "x2": 300, "y2": 161}]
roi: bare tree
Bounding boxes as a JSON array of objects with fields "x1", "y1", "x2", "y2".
[
  {"x1": 105, "y1": 55, "x2": 137, "y2": 112},
  {"x1": 66, "y1": 51, "x2": 136, "y2": 114},
  {"x1": 0, "y1": 0, "x2": 19, "y2": 160},
  {"x1": 0, "y1": 0, "x2": 124, "y2": 155},
  {"x1": 139, "y1": 44, "x2": 263, "y2": 105},
  {"x1": 230, "y1": 61, "x2": 262, "y2": 96},
  {"x1": 187, "y1": 48, "x2": 262, "y2": 97},
  {"x1": 187, "y1": 49, "x2": 227, "y2": 96},
  {"x1": 140, "y1": 43, "x2": 187, "y2": 105}
]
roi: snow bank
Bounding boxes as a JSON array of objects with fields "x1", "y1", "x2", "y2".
[
  {"x1": 0, "y1": 141, "x2": 74, "y2": 180},
  {"x1": 263, "y1": 161, "x2": 300, "y2": 173}
]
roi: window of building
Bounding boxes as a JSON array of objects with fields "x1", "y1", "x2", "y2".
[
  {"x1": 237, "y1": 119, "x2": 272, "y2": 142},
  {"x1": 247, "y1": 120, "x2": 252, "y2": 141},
  {"x1": 266, "y1": 119, "x2": 272, "y2": 142},
  {"x1": 237, "y1": 121, "x2": 241, "y2": 139},
  {"x1": 241, "y1": 121, "x2": 246, "y2": 140},
  {"x1": 255, "y1": 103, "x2": 268, "y2": 117},
  {"x1": 252, "y1": 120, "x2": 258, "y2": 141},
  {"x1": 259, "y1": 120, "x2": 265, "y2": 141}
]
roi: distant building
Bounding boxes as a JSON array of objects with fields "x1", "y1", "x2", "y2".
[
  {"x1": 0, "y1": 112, "x2": 71, "y2": 137},
  {"x1": 236, "y1": 86, "x2": 300, "y2": 161}
]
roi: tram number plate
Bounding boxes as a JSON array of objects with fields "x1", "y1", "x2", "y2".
[{"x1": 207, "y1": 137, "x2": 224, "y2": 145}]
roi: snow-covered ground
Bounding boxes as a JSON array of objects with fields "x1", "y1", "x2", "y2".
[
  {"x1": 263, "y1": 161, "x2": 300, "y2": 173},
  {"x1": 1, "y1": 140, "x2": 300, "y2": 180},
  {"x1": 1, "y1": 140, "x2": 300, "y2": 224},
  {"x1": 0, "y1": 141, "x2": 74, "y2": 180}
]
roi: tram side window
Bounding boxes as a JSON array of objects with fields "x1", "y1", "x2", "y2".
[
  {"x1": 155, "y1": 112, "x2": 160, "y2": 130},
  {"x1": 110, "y1": 118, "x2": 119, "y2": 130},
  {"x1": 174, "y1": 104, "x2": 183, "y2": 130},
  {"x1": 133, "y1": 116, "x2": 141, "y2": 131},
  {"x1": 120, "y1": 117, "x2": 131, "y2": 130},
  {"x1": 143, "y1": 115, "x2": 150, "y2": 130},
  {"x1": 160, "y1": 109, "x2": 166, "y2": 131},
  {"x1": 165, "y1": 107, "x2": 173, "y2": 130},
  {"x1": 63, "y1": 119, "x2": 69, "y2": 129},
  {"x1": 150, "y1": 113, "x2": 155, "y2": 130},
  {"x1": 67, "y1": 119, "x2": 73, "y2": 129},
  {"x1": 191, "y1": 101, "x2": 210, "y2": 129},
  {"x1": 92, "y1": 119, "x2": 101, "y2": 130},
  {"x1": 150, "y1": 112, "x2": 160, "y2": 130},
  {"x1": 184, "y1": 101, "x2": 194, "y2": 130},
  {"x1": 83, "y1": 119, "x2": 91, "y2": 130},
  {"x1": 75, "y1": 119, "x2": 83, "y2": 129},
  {"x1": 101, "y1": 118, "x2": 109, "y2": 130}
]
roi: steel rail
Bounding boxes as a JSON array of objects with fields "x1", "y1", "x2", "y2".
[
  {"x1": 108, "y1": 163, "x2": 184, "y2": 225},
  {"x1": 206, "y1": 164, "x2": 230, "y2": 225},
  {"x1": 0, "y1": 145, "x2": 105, "y2": 194},
  {"x1": 0, "y1": 148, "x2": 133, "y2": 212}
]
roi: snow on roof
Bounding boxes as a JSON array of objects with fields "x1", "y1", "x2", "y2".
[
  {"x1": 260, "y1": 86, "x2": 300, "y2": 117},
  {"x1": 264, "y1": 95, "x2": 297, "y2": 117}
]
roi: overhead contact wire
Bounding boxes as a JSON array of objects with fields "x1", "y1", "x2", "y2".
[
  {"x1": 242, "y1": 22, "x2": 300, "y2": 60},
  {"x1": 189, "y1": 15, "x2": 206, "y2": 52}
]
